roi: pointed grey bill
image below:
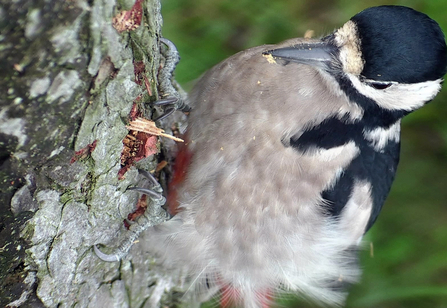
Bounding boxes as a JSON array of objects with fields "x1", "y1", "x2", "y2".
[{"x1": 263, "y1": 41, "x2": 337, "y2": 70}]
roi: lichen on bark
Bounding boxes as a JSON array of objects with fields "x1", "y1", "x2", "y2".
[{"x1": 0, "y1": 0, "x2": 187, "y2": 307}]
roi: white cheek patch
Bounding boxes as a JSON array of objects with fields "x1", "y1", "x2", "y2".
[
  {"x1": 347, "y1": 74, "x2": 443, "y2": 111},
  {"x1": 363, "y1": 120, "x2": 401, "y2": 151}
]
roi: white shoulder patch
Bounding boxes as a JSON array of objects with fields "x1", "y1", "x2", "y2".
[
  {"x1": 363, "y1": 120, "x2": 401, "y2": 151},
  {"x1": 338, "y1": 180, "x2": 373, "y2": 244},
  {"x1": 314, "y1": 141, "x2": 359, "y2": 162}
]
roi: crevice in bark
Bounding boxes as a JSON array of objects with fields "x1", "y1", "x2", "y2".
[{"x1": 1, "y1": 0, "x2": 187, "y2": 307}]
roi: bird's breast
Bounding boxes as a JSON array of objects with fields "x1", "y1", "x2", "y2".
[{"x1": 173, "y1": 40, "x2": 367, "y2": 281}]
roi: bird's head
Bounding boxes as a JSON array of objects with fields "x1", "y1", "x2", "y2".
[{"x1": 264, "y1": 5, "x2": 447, "y2": 113}]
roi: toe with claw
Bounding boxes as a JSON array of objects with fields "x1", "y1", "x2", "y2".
[
  {"x1": 94, "y1": 169, "x2": 168, "y2": 262},
  {"x1": 153, "y1": 97, "x2": 191, "y2": 121},
  {"x1": 155, "y1": 38, "x2": 192, "y2": 120}
]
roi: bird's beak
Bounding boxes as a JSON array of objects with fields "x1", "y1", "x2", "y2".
[{"x1": 263, "y1": 41, "x2": 337, "y2": 71}]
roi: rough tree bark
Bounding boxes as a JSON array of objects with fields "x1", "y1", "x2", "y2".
[{"x1": 0, "y1": 0, "x2": 188, "y2": 307}]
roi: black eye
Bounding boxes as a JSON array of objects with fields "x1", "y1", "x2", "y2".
[{"x1": 368, "y1": 82, "x2": 392, "y2": 90}]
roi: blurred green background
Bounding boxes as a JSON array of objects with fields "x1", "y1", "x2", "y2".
[{"x1": 161, "y1": 0, "x2": 447, "y2": 307}]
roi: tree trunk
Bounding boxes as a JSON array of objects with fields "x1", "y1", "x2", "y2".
[{"x1": 0, "y1": 0, "x2": 186, "y2": 307}]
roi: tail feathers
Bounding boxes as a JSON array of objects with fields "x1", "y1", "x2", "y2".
[
  {"x1": 219, "y1": 285, "x2": 273, "y2": 308},
  {"x1": 141, "y1": 221, "x2": 358, "y2": 307}
]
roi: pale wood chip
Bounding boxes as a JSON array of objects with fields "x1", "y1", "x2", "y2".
[{"x1": 126, "y1": 117, "x2": 184, "y2": 142}]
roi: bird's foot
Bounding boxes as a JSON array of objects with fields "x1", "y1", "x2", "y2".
[
  {"x1": 155, "y1": 38, "x2": 191, "y2": 121},
  {"x1": 93, "y1": 169, "x2": 169, "y2": 262},
  {"x1": 152, "y1": 96, "x2": 191, "y2": 121}
]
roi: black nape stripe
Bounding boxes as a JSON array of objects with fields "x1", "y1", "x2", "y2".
[
  {"x1": 290, "y1": 116, "x2": 361, "y2": 151},
  {"x1": 335, "y1": 74, "x2": 410, "y2": 128}
]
